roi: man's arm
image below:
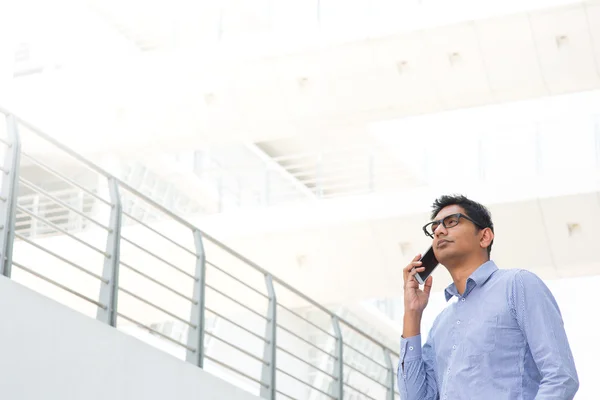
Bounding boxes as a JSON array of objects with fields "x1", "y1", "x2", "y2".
[
  {"x1": 511, "y1": 270, "x2": 579, "y2": 399},
  {"x1": 398, "y1": 256, "x2": 439, "y2": 400},
  {"x1": 397, "y1": 333, "x2": 438, "y2": 400}
]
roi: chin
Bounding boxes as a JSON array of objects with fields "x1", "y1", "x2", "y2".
[{"x1": 435, "y1": 249, "x2": 454, "y2": 264}]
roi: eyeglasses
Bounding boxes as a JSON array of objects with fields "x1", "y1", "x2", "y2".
[{"x1": 422, "y1": 213, "x2": 486, "y2": 238}]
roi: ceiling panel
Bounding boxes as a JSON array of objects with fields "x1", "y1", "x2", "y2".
[
  {"x1": 476, "y1": 14, "x2": 547, "y2": 102},
  {"x1": 273, "y1": 53, "x2": 335, "y2": 120},
  {"x1": 316, "y1": 42, "x2": 382, "y2": 114},
  {"x1": 326, "y1": 69, "x2": 395, "y2": 115},
  {"x1": 530, "y1": 5, "x2": 600, "y2": 94},
  {"x1": 585, "y1": 3, "x2": 600, "y2": 78},
  {"x1": 423, "y1": 22, "x2": 493, "y2": 109},
  {"x1": 369, "y1": 33, "x2": 442, "y2": 112}
]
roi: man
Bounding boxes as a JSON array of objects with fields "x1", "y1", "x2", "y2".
[{"x1": 399, "y1": 194, "x2": 578, "y2": 399}]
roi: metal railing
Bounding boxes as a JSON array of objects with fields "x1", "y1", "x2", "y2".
[{"x1": 0, "y1": 108, "x2": 400, "y2": 399}]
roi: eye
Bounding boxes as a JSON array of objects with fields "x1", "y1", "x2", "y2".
[
  {"x1": 430, "y1": 222, "x2": 440, "y2": 232},
  {"x1": 445, "y1": 216, "x2": 459, "y2": 227}
]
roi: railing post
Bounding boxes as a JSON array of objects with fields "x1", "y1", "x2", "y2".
[
  {"x1": 261, "y1": 274, "x2": 277, "y2": 399},
  {"x1": 332, "y1": 315, "x2": 344, "y2": 400},
  {"x1": 384, "y1": 348, "x2": 395, "y2": 400},
  {"x1": 0, "y1": 114, "x2": 21, "y2": 278},
  {"x1": 97, "y1": 177, "x2": 122, "y2": 326},
  {"x1": 187, "y1": 228, "x2": 207, "y2": 368}
]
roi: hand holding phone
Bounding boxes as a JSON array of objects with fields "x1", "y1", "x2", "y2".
[
  {"x1": 414, "y1": 246, "x2": 439, "y2": 285},
  {"x1": 403, "y1": 252, "x2": 436, "y2": 321}
]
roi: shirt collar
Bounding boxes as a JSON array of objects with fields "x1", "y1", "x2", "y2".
[{"x1": 444, "y1": 260, "x2": 498, "y2": 301}]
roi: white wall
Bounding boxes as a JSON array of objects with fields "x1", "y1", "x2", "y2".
[{"x1": 0, "y1": 275, "x2": 260, "y2": 400}]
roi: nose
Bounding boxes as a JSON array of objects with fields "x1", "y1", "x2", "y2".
[{"x1": 434, "y1": 222, "x2": 447, "y2": 237}]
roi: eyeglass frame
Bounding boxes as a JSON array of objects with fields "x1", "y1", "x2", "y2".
[{"x1": 422, "y1": 212, "x2": 488, "y2": 239}]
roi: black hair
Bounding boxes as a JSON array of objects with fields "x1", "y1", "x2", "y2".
[{"x1": 431, "y1": 194, "x2": 494, "y2": 257}]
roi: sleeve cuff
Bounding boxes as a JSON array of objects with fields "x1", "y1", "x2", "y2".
[{"x1": 400, "y1": 334, "x2": 423, "y2": 362}]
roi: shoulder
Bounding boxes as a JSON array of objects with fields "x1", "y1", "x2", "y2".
[
  {"x1": 492, "y1": 267, "x2": 545, "y2": 288},
  {"x1": 503, "y1": 268, "x2": 559, "y2": 312},
  {"x1": 507, "y1": 268, "x2": 547, "y2": 288}
]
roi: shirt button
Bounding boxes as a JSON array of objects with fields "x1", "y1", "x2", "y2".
[
  {"x1": 456, "y1": 320, "x2": 461, "y2": 325},
  {"x1": 461, "y1": 298, "x2": 466, "y2": 302},
  {"x1": 409, "y1": 346, "x2": 414, "y2": 351},
  {"x1": 403, "y1": 374, "x2": 407, "y2": 378},
  {"x1": 452, "y1": 345, "x2": 457, "y2": 350}
]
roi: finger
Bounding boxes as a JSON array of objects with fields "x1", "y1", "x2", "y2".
[
  {"x1": 405, "y1": 267, "x2": 425, "y2": 287},
  {"x1": 423, "y1": 276, "x2": 433, "y2": 295},
  {"x1": 404, "y1": 255, "x2": 421, "y2": 272},
  {"x1": 403, "y1": 255, "x2": 422, "y2": 279},
  {"x1": 404, "y1": 263, "x2": 422, "y2": 281}
]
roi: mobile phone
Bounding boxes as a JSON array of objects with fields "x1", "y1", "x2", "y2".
[{"x1": 414, "y1": 246, "x2": 439, "y2": 285}]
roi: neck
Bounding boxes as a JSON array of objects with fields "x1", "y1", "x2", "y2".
[{"x1": 445, "y1": 254, "x2": 488, "y2": 295}]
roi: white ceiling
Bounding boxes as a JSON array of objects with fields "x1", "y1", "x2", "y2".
[{"x1": 5, "y1": 1, "x2": 600, "y2": 157}]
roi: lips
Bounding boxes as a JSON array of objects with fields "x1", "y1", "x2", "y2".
[{"x1": 437, "y1": 239, "x2": 451, "y2": 247}]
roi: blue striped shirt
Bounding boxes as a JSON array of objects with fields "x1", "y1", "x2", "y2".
[{"x1": 398, "y1": 261, "x2": 578, "y2": 399}]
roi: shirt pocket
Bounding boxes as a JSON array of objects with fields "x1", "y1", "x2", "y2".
[{"x1": 464, "y1": 315, "x2": 497, "y2": 356}]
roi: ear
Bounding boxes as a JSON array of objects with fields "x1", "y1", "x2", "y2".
[{"x1": 480, "y1": 228, "x2": 494, "y2": 249}]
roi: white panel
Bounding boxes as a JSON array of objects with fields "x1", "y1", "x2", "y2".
[
  {"x1": 273, "y1": 53, "x2": 334, "y2": 119},
  {"x1": 476, "y1": 14, "x2": 547, "y2": 101},
  {"x1": 487, "y1": 201, "x2": 555, "y2": 271},
  {"x1": 369, "y1": 33, "x2": 442, "y2": 113},
  {"x1": 585, "y1": 3, "x2": 600, "y2": 78},
  {"x1": 539, "y1": 193, "x2": 600, "y2": 270},
  {"x1": 319, "y1": 40, "x2": 377, "y2": 72},
  {"x1": 423, "y1": 22, "x2": 493, "y2": 108},
  {"x1": 529, "y1": 5, "x2": 600, "y2": 94},
  {"x1": 318, "y1": 42, "x2": 381, "y2": 114}
]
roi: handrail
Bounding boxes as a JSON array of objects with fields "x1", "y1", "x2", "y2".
[
  {"x1": 5, "y1": 109, "x2": 399, "y2": 358},
  {"x1": 0, "y1": 107, "x2": 401, "y2": 399}
]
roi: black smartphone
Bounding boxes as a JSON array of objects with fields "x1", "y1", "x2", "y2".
[{"x1": 414, "y1": 245, "x2": 439, "y2": 285}]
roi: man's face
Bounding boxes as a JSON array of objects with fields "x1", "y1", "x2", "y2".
[{"x1": 431, "y1": 205, "x2": 482, "y2": 263}]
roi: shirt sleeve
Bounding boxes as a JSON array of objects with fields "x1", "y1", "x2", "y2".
[
  {"x1": 511, "y1": 270, "x2": 579, "y2": 400},
  {"x1": 397, "y1": 334, "x2": 438, "y2": 400}
]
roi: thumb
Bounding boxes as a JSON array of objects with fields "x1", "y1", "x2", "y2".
[{"x1": 423, "y1": 276, "x2": 433, "y2": 295}]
